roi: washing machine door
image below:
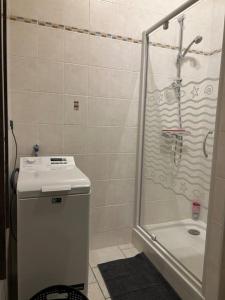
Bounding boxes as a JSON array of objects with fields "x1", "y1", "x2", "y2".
[{"x1": 17, "y1": 192, "x2": 90, "y2": 300}]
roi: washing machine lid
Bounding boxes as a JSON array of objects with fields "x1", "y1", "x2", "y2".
[{"x1": 17, "y1": 156, "x2": 91, "y2": 198}]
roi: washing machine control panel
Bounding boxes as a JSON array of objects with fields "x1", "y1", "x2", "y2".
[
  {"x1": 21, "y1": 156, "x2": 75, "y2": 171},
  {"x1": 50, "y1": 157, "x2": 68, "y2": 164}
]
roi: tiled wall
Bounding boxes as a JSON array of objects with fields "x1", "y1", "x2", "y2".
[{"x1": 8, "y1": 0, "x2": 192, "y2": 248}]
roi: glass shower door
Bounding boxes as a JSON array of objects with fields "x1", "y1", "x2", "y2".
[{"x1": 139, "y1": 0, "x2": 223, "y2": 282}]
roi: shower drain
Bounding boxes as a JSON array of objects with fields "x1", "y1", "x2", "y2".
[{"x1": 188, "y1": 229, "x2": 200, "y2": 236}]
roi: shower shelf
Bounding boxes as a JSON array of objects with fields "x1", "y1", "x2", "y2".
[{"x1": 162, "y1": 129, "x2": 191, "y2": 138}]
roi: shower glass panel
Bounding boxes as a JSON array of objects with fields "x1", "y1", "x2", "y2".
[{"x1": 139, "y1": 0, "x2": 223, "y2": 282}]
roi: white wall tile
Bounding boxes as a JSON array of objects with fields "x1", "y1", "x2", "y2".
[
  {"x1": 75, "y1": 154, "x2": 110, "y2": 181},
  {"x1": 141, "y1": 198, "x2": 190, "y2": 225},
  {"x1": 90, "y1": 0, "x2": 117, "y2": 35},
  {"x1": 37, "y1": 59, "x2": 63, "y2": 93},
  {"x1": 109, "y1": 154, "x2": 136, "y2": 179},
  {"x1": 116, "y1": 127, "x2": 137, "y2": 153},
  {"x1": 88, "y1": 98, "x2": 130, "y2": 126},
  {"x1": 63, "y1": 0, "x2": 90, "y2": 28},
  {"x1": 91, "y1": 179, "x2": 135, "y2": 207},
  {"x1": 125, "y1": 101, "x2": 139, "y2": 127},
  {"x1": 86, "y1": 127, "x2": 118, "y2": 154},
  {"x1": 118, "y1": 3, "x2": 163, "y2": 39},
  {"x1": 91, "y1": 203, "x2": 134, "y2": 233},
  {"x1": 37, "y1": 93, "x2": 63, "y2": 124},
  {"x1": 208, "y1": 53, "x2": 222, "y2": 79},
  {"x1": 37, "y1": 0, "x2": 64, "y2": 24},
  {"x1": 64, "y1": 64, "x2": 89, "y2": 95},
  {"x1": 38, "y1": 124, "x2": 63, "y2": 155},
  {"x1": 148, "y1": 46, "x2": 177, "y2": 78},
  {"x1": 9, "y1": 21, "x2": 37, "y2": 58},
  {"x1": 10, "y1": 0, "x2": 38, "y2": 19},
  {"x1": 89, "y1": 35, "x2": 140, "y2": 71},
  {"x1": 86, "y1": 127, "x2": 137, "y2": 154},
  {"x1": 11, "y1": 91, "x2": 39, "y2": 123},
  {"x1": 37, "y1": 27, "x2": 64, "y2": 61},
  {"x1": 144, "y1": 0, "x2": 186, "y2": 15},
  {"x1": 64, "y1": 31, "x2": 89, "y2": 65},
  {"x1": 9, "y1": 57, "x2": 38, "y2": 92},
  {"x1": 182, "y1": 54, "x2": 209, "y2": 82},
  {"x1": 90, "y1": 228, "x2": 132, "y2": 249},
  {"x1": 89, "y1": 66, "x2": 139, "y2": 99},
  {"x1": 142, "y1": 179, "x2": 174, "y2": 203},
  {"x1": 63, "y1": 125, "x2": 87, "y2": 154},
  {"x1": 91, "y1": 180, "x2": 108, "y2": 207}
]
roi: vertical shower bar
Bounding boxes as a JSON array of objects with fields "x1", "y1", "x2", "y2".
[
  {"x1": 177, "y1": 15, "x2": 185, "y2": 80},
  {"x1": 177, "y1": 15, "x2": 185, "y2": 129}
]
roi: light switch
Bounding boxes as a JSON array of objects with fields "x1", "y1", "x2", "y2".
[{"x1": 74, "y1": 100, "x2": 79, "y2": 111}]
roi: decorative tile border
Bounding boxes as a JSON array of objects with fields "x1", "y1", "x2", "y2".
[
  {"x1": 9, "y1": 15, "x2": 142, "y2": 44},
  {"x1": 9, "y1": 15, "x2": 222, "y2": 55},
  {"x1": 149, "y1": 41, "x2": 222, "y2": 56}
]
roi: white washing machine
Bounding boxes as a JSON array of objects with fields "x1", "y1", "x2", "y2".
[{"x1": 17, "y1": 156, "x2": 91, "y2": 300}]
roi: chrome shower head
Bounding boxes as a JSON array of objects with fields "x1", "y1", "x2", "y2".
[
  {"x1": 182, "y1": 35, "x2": 203, "y2": 57},
  {"x1": 194, "y1": 35, "x2": 203, "y2": 44}
]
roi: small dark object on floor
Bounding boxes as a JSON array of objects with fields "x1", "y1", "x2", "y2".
[{"x1": 98, "y1": 253, "x2": 181, "y2": 300}]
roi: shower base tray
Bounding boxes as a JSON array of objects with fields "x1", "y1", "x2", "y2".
[{"x1": 144, "y1": 219, "x2": 206, "y2": 281}]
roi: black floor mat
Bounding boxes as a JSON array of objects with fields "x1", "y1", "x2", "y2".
[{"x1": 98, "y1": 253, "x2": 181, "y2": 300}]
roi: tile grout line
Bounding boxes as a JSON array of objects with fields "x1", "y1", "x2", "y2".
[
  {"x1": 89, "y1": 245, "x2": 138, "y2": 298},
  {"x1": 90, "y1": 265, "x2": 108, "y2": 300},
  {"x1": 89, "y1": 246, "x2": 127, "y2": 299},
  {"x1": 8, "y1": 15, "x2": 222, "y2": 56}
]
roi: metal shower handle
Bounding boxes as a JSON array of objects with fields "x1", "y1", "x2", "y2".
[{"x1": 203, "y1": 130, "x2": 213, "y2": 158}]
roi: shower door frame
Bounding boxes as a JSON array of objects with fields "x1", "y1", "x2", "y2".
[{"x1": 134, "y1": 0, "x2": 210, "y2": 297}]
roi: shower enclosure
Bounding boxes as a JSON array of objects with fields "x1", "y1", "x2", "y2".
[{"x1": 135, "y1": 0, "x2": 224, "y2": 298}]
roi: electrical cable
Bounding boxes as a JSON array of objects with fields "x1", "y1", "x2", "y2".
[
  {"x1": 10, "y1": 121, "x2": 17, "y2": 170},
  {"x1": 9, "y1": 120, "x2": 18, "y2": 241}
]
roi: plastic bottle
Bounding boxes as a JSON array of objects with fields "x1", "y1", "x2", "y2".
[{"x1": 192, "y1": 200, "x2": 201, "y2": 220}]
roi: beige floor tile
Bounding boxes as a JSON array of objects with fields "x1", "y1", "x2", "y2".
[
  {"x1": 89, "y1": 267, "x2": 96, "y2": 284},
  {"x1": 93, "y1": 267, "x2": 110, "y2": 299},
  {"x1": 89, "y1": 246, "x2": 124, "y2": 267},
  {"x1": 118, "y1": 243, "x2": 134, "y2": 250},
  {"x1": 88, "y1": 283, "x2": 105, "y2": 300},
  {"x1": 121, "y1": 247, "x2": 140, "y2": 258}
]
